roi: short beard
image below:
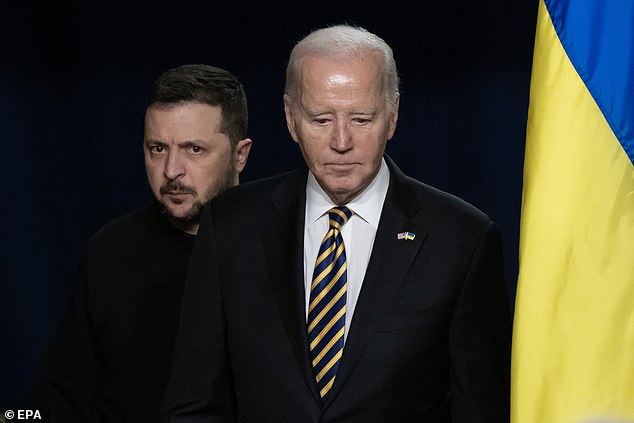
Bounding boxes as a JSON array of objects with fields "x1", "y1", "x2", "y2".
[{"x1": 161, "y1": 167, "x2": 236, "y2": 227}]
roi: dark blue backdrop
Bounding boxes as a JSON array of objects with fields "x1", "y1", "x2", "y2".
[{"x1": 1, "y1": 0, "x2": 537, "y2": 409}]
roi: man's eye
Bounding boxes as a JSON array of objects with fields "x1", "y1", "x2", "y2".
[
  {"x1": 151, "y1": 145, "x2": 165, "y2": 153},
  {"x1": 191, "y1": 145, "x2": 202, "y2": 153}
]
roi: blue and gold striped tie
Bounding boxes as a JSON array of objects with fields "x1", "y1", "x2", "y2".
[{"x1": 307, "y1": 206, "x2": 353, "y2": 398}]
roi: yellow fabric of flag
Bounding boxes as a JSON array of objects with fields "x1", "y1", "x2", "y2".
[{"x1": 511, "y1": 1, "x2": 634, "y2": 422}]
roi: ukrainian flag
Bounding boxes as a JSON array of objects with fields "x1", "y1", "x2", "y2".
[{"x1": 511, "y1": 0, "x2": 634, "y2": 422}]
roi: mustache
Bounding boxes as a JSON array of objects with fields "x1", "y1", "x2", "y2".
[{"x1": 159, "y1": 181, "x2": 197, "y2": 196}]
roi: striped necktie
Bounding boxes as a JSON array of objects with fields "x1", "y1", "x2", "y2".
[{"x1": 307, "y1": 206, "x2": 353, "y2": 398}]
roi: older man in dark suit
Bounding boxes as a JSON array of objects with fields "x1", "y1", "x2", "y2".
[{"x1": 163, "y1": 24, "x2": 511, "y2": 422}]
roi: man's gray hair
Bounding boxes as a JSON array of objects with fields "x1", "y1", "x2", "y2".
[{"x1": 284, "y1": 24, "x2": 400, "y2": 110}]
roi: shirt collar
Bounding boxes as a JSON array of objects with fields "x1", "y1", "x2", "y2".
[{"x1": 306, "y1": 157, "x2": 390, "y2": 229}]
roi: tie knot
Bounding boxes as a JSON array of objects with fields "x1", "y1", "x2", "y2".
[{"x1": 328, "y1": 206, "x2": 353, "y2": 229}]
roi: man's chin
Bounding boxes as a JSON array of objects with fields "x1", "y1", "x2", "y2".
[{"x1": 162, "y1": 203, "x2": 203, "y2": 223}]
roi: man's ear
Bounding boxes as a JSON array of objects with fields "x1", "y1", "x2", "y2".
[
  {"x1": 387, "y1": 94, "x2": 400, "y2": 140},
  {"x1": 233, "y1": 138, "x2": 252, "y2": 173},
  {"x1": 283, "y1": 94, "x2": 300, "y2": 144}
]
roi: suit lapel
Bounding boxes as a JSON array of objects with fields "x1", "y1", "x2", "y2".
[
  {"x1": 259, "y1": 167, "x2": 322, "y2": 403},
  {"x1": 324, "y1": 158, "x2": 428, "y2": 406},
  {"x1": 259, "y1": 159, "x2": 429, "y2": 408}
]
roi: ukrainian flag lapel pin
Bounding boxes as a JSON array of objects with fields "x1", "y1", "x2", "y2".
[{"x1": 397, "y1": 231, "x2": 416, "y2": 240}]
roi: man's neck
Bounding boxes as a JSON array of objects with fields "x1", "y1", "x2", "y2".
[{"x1": 168, "y1": 216, "x2": 199, "y2": 235}]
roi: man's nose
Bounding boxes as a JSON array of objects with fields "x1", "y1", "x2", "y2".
[
  {"x1": 330, "y1": 120, "x2": 353, "y2": 152},
  {"x1": 164, "y1": 150, "x2": 185, "y2": 180}
]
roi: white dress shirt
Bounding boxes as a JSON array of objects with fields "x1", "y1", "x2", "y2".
[{"x1": 303, "y1": 158, "x2": 390, "y2": 341}]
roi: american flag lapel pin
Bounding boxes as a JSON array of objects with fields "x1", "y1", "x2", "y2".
[{"x1": 397, "y1": 231, "x2": 415, "y2": 240}]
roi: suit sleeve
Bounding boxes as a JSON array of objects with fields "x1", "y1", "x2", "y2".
[
  {"x1": 162, "y1": 205, "x2": 232, "y2": 423},
  {"x1": 449, "y1": 221, "x2": 511, "y2": 422},
  {"x1": 37, "y1": 257, "x2": 99, "y2": 423}
]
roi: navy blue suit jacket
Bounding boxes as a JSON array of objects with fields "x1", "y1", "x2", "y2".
[{"x1": 163, "y1": 157, "x2": 511, "y2": 422}]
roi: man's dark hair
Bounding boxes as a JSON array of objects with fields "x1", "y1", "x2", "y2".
[{"x1": 147, "y1": 64, "x2": 248, "y2": 147}]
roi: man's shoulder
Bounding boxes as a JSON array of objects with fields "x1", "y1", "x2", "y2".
[
  {"x1": 391, "y1": 166, "x2": 493, "y2": 234},
  {"x1": 212, "y1": 167, "x2": 306, "y2": 209},
  {"x1": 414, "y1": 178, "x2": 489, "y2": 220},
  {"x1": 86, "y1": 203, "x2": 167, "y2": 248},
  {"x1": 388, "y1": 157, "x2": 490, "y2": 220}
]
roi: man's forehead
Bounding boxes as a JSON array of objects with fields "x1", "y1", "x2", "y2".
[
  {"x1": 298, "y1": 55, "x2": 382, "y2": 92},
  {"x1": 326, "y1": 73, "x2": 354, "y2": 86}
]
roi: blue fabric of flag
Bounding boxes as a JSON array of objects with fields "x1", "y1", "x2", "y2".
[{"x1": 546, "y1": 0, "x2": 634, "y2": 164}]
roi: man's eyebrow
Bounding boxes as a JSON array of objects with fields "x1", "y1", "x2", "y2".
[
  {"x1": 144, "y1": 138, "x2": 166, "y2": 144},
  {"x1": 305, "y1": 109, "x2": 331, "y2": 118}
]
